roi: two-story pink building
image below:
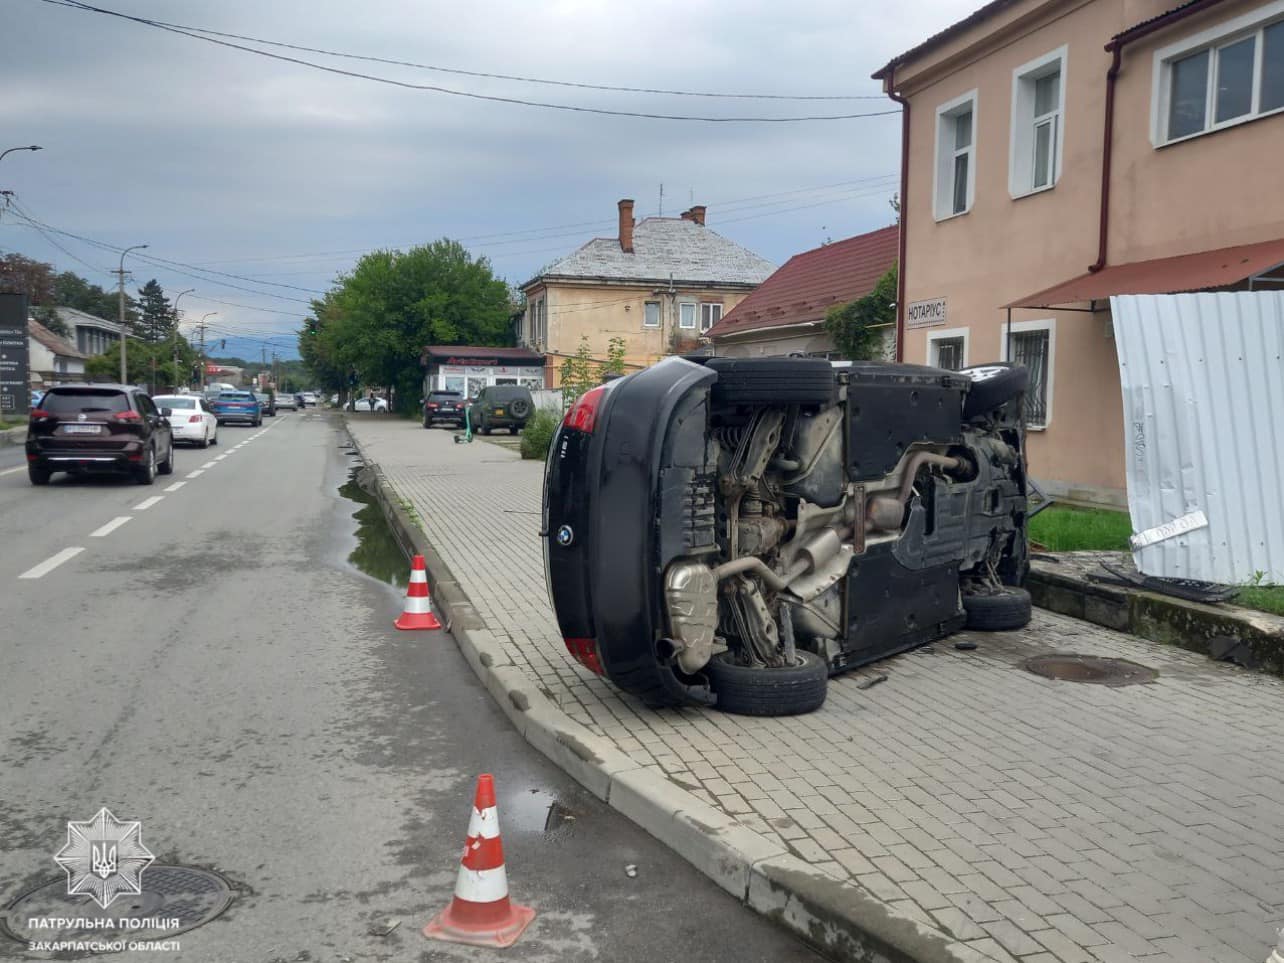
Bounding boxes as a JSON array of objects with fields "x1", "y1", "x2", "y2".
[{"x1": 877, "y1": 0, "x2": 1284, "y2": 506}]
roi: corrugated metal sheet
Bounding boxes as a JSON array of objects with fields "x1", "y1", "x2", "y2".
[{"x1": 1111, "y1": 292, "x2": 1284, "y2": 583}]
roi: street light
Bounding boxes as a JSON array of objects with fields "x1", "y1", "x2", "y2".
[
  {"x1": 0, "y1": 145, "x2": 43, "y2": 164},
  {"x1": 117, "y1": 244, "x2": 148, "y2": 385},
  {"x1": 196, "y1": 312, "x2": 218, "y2": 390},
  {"x1": 157, "y1": 288, "x2": 195, "y2": 393}
]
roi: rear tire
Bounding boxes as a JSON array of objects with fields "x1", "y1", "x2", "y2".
[
  {"x1": 707, "y1": 650, "x2": 828, "y2": 716},
  {"x1": 28, "y1": 466, "x2": 50, "y2": 486},
  {"x1": 158, "y1": 442, "x2": 174, "y2": 475},
  {"x1": 135, "y1": 447, "x2": 157, "y2": 486},
  {"x1": 199, "y1": 432, "x2": 209, "y2": 449},
  {"x1": 962, "y1": 587, "x2": 1032, "y2": 631},
  {"x1": 706, "y1": 358, "x2": 835, "y2": 406}
]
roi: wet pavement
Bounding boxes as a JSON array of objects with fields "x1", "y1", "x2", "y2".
[{"x1": 0, "y1": 411, "x2": 822, "y2": 962}]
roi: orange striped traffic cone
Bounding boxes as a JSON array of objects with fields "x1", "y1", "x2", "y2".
[
  {"x1": 395, "y1": 555, "x2": 442, "y2": 630},
  {"x1": 423, "y1": 774, "x2": 535, "y2": 948}
]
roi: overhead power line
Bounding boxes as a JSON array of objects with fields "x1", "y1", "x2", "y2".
[{"x1": 40, "y1": 0, "x2": 901, "y2": 123}]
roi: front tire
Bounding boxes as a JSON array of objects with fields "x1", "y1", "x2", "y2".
[
  {"x1": 962, "y1": 587, "x2": 1032, "y2": 631},
  {"x1": 707, "y1": 650, "x2": 828, "y2": 716},
  {"x1": 28, "y1": 465, "x2": 50, "y2": 486},
  {"x1": 158, "y1": 441, "x2": 174, "y2": 475}
]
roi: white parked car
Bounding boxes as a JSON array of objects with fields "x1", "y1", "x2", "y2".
[
  {"x1": 350, "y1": 397, "x2": 389, "y2": 412},
  {"x1": 153, "y1": 394, "x2": 218, "y2": 448}
]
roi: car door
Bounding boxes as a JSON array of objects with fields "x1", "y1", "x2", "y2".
[{"x1": 138, "y1": 393, "x2": 171, "y2": 457}]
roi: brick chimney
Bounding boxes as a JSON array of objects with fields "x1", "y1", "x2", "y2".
[
  {"x1": 618, "y1": 198, "x2": 635, "y2": 253},
  {"x1": 689, "y1": 205, "x2": 706, "y2": 226},
  {"x1": 680, "y1": 209, "x2": 694, "y2": 222}
]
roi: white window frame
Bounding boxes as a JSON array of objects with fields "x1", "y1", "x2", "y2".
[
  {"x1": 925, "y1": 326, "x2": 970, "y2": 369},
  {"x1": 700, "y1": 302, "x2": 722, "y2": 332},
  {"x1": 999, "y1": 317, "x2": 1056, "y2": 429},
  {"x1": 643, "y1": 300, "x2": 661, "y2": 328},
  {"x1": 1151, "y1": 0, "x2": 1284, "y2": 146},
  {"x1": 933, "y1": 89, "x2": 978, "y2": 221},
  {"x1": 678, "y1": 300, "x2": 697, "y2": 330},
  {"x1": 1009, "y1": 46, "x2": 1067, "y2": 198}
]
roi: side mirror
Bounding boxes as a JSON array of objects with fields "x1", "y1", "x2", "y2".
[{"x1": 161, "y1": 407, "x2": 173, "y2": 417}]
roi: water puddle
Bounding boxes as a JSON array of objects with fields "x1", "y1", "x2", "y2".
[
  {"x1": 502, "y1": 787, "x2": 578, "y2": 835},
  {"x1": 338, "y1": 467, "x2": 409, "y2": 589}
]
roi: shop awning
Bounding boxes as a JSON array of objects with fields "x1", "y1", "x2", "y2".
[{"x1": 1004, "y1": 238, "x2": 1284, "y2": 309}]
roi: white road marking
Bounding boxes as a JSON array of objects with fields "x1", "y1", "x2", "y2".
[
  {"x1": 91, "y1": 516, "x2": 132, "y2": 538},
  {"x1": 19, "y1": 547, "x2": 85, "y2": 580},
  {"x1": 132, "y1": 496, "x2": 164, "y2": 511},
  {"x1": 215, "y1": 454, "x2": 227, "y2": 461},
  {"x1": 164, "y1": 481, "x2": 186, "y2": 492},
  {"x1": 201, "y1": 461, "x2": 216, "y2": 468},
  {"x1": 187, "y1": 469, "x2": 205, "y2": 478},
  {"x1": 0, "y1": 465, "x2": 24, "y2": 477}
]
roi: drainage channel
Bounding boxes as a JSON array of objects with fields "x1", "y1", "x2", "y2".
[{"x1": 337, "y1": 463, "x2": 409, "y2": 590}]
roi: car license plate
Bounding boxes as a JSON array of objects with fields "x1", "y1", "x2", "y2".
[
  {"x1": 63, "y1": 424, "x2": 102, "y2": 434},
  {"x1": 494, "y1": 407, "x2": 505, "y2": 415}
]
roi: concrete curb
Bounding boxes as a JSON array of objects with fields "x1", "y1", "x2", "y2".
[
  {"x1": 342, "y1": 417, "x2": 977, "y2": 963},
  {"x1": 1029, "y1": 553, "x2": 1284, "y2": 675}
]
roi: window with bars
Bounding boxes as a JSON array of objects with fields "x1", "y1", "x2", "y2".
[
  {"x1": 1010, "y1": 329, "x2": 1050, "y2": 426},
  {"x1": 933, "y1": 337, "x2": 965, "y2": 371},
  {"x1": 1160, "y1": 13, "x2": 1284, "y2": 143}
]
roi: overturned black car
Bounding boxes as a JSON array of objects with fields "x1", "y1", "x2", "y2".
[{"x1": 542, "y1": 357, "x2": 1031, "y2": 716}]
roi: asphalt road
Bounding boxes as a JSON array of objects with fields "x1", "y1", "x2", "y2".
[{"x1": 0, "y1": 411, "x2": 822, "y2": 962}]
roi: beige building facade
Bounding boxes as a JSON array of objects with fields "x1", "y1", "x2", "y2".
[
  {"x1": 520, "y1": 200, "x2": 774, "y2": 386},
  {"x1": 878, "y1": 0, "x2": 1284, "y2": 506}
]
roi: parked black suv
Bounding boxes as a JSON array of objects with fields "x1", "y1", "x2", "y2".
[
  {"x1": 26, "y1": 384, "x2": 175, "y2": 486},
  {"x1": 423, "y1": 390, "x2": 465, "y2": 428},
  {"x1": 543, "y1": 357, "x2": 1032, "y2": 716},
  {"x1": 468, "y1": 386, "x2": 534, "y2": 434}
]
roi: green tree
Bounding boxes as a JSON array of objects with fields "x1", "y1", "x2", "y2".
[
  {"x1": 0, "y1": 253, "x2": 56, "y2": 303},
  {"x1": 85, "y1": 337, "x2": 197, "y2": 389},
  {"x1": 824, "y1": 264, "x2": 897, "y2": 361},
  {"x1": 135, "y1": 279, "x2": 175, "y2": 343},
  {"x1": 55, "y1": 271, "x2": 128, "y2": 322},
  {"x1": 303, "y1": 240, "x2": 512, "y2": 414},
  {"x1": 559, "y1": 336, "x2": 597, "y2": 408},
  {"x1": 603, "y1": 336, "x2": 626, "y2": 377}
]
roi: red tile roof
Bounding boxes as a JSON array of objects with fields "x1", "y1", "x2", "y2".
[{"x1": 706, "y1": 226, "x2": 898, "y2": 339}]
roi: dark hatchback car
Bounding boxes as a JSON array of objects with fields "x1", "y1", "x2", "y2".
[
  {"x1": 211, "y1": 391, "x2": 262, "y2": 426},
  {"x1": 423, "y1": 390, "x2": 465, "y2": 428},
  {"x1": 255, "y1": 391, "x2": 276, "y2": 416},
  {"x1": 468, "y1": 385, "x2": 534, "y2": 434},
  {"x1": 26, "y1": 384, "x2": 175, "y2": 486},
  {"x1": 542, "y1": 357, "x2": 1032, "y2": 716}
]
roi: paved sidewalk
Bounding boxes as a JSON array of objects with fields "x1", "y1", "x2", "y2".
[{"x1": 350, "y1": 417, "x2": 1284, "y2": 963}]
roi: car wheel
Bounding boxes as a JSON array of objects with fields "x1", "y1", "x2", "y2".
[
  {"x1": 136, "y1": 446, "x2": 157, "y2": 486},
  {"x1": 210, "y1": 431, "x2": 218, "y2": 446},
  {"x1": 961, "y1": 587, "x2": 1032, "y2": 631},
  {"x1": 507, "y1": 397, "x2": 533, "y2": 420},
  {"x1": 199, "y1": 430, "x2": 209, "y2": 449},
  {"x1": 706, "y1": 358, "x2": 836, "y2": 406},
  {"x1": 959, "y1": 363, "x2": 1029, "y2": 421},
  {"x1": 158, "y1": 441, "x2": 174, "y2": 475},
  {"x1": 28, "y1": 465, "x2": 51, "y2": 486},
  {"x1": 706, "y1": 650, "x2": 828, "y2": 716},
  {"x1": 423, "y1": 416, "x2": 432, "y2": 429},
  {"x1": 480, "y1": 416, "x2": 492, "y2": 435}
]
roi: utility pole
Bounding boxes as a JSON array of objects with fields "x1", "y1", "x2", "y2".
[
  {"x1": 172, "y1": 289, "x2": 194, "y2": 392},
  {"x1": 195, "y1": 312, "x2": 217, "y2": 390},
  {"x1": 115, "y1": 243, "x2": 148, "y2": 385}
]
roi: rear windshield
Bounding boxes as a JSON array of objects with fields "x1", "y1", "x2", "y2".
[
  {"x1": 429, "y1": 392, "x2": 461, "y2": 400},
  {"x1": 219, "y1": 392, "x2": 254, "y2": 401},
  {"x1": 41, "y1": 389, "x2": 130, "y2": 414},
  {"x1": 155, "y1": 397, "x2": 195, "y2": 409},
  {"x1": 485, "y1": 387, "x2": 532, "y2": 402}
]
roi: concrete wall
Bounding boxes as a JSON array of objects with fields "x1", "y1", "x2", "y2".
[{"x1": 895, "y1": 0, "x2": 1284, "y2": 505}]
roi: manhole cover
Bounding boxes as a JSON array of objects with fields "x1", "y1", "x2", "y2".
[
  {"x1": 1022, "y1": 653, "x2": 1158, "y2": 686},
  {"x1": 2, "y1": 865, "x2": 234, "y2": 952}
]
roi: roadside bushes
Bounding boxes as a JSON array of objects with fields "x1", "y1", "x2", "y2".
[{"x1": 520, "y1": 409, "x2": 559, "y2": 460}]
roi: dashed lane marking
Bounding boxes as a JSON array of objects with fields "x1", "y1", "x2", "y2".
[
  {"x1": 164, "y1": 481, "x2": 186, "y2": 492},
  {"x1": 133, "y1": 496, "x2": 163, "y2": 511},
  {"x1": 19, "y1": 547, "x2": 85, "y2": 580},
  {"x1": 90, "y1": 516, "x2": 132, "y2": 538},
  {"x1": 187, "y1": 470, "x2": 205, "y2": 478}
]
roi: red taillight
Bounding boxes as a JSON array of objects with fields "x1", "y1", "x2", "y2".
[
  {"x1": 562, "y1": 385, "x2": 607, "y2": 434},
  {"x1": 112, "y1": 410, "x2": 142, "y2": 422},
  {"x1": 29, "y1": 408, "x2": 50, "y2": 420},
  {"x1": 563, "y1": 637, "x2": 605, "y2": 675},
  {"x1": 188, "y1": 414, "x2": 202, "y2": 423},
  {"x1": 427, "y1": 403, "x2": 439, "y2": 409}
]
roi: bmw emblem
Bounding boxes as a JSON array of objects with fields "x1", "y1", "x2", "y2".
[{"x1": 556, "y1": 525, "x2": 574, "y2": 547}]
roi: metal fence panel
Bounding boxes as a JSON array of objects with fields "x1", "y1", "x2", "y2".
[{"x1": 1111, "y1": 292, "x2": 1284, "y2": 583}]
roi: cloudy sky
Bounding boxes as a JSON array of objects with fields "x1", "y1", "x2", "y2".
[{"x1": 2, "y1": 0, "x2": 975, "y2": 358}]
